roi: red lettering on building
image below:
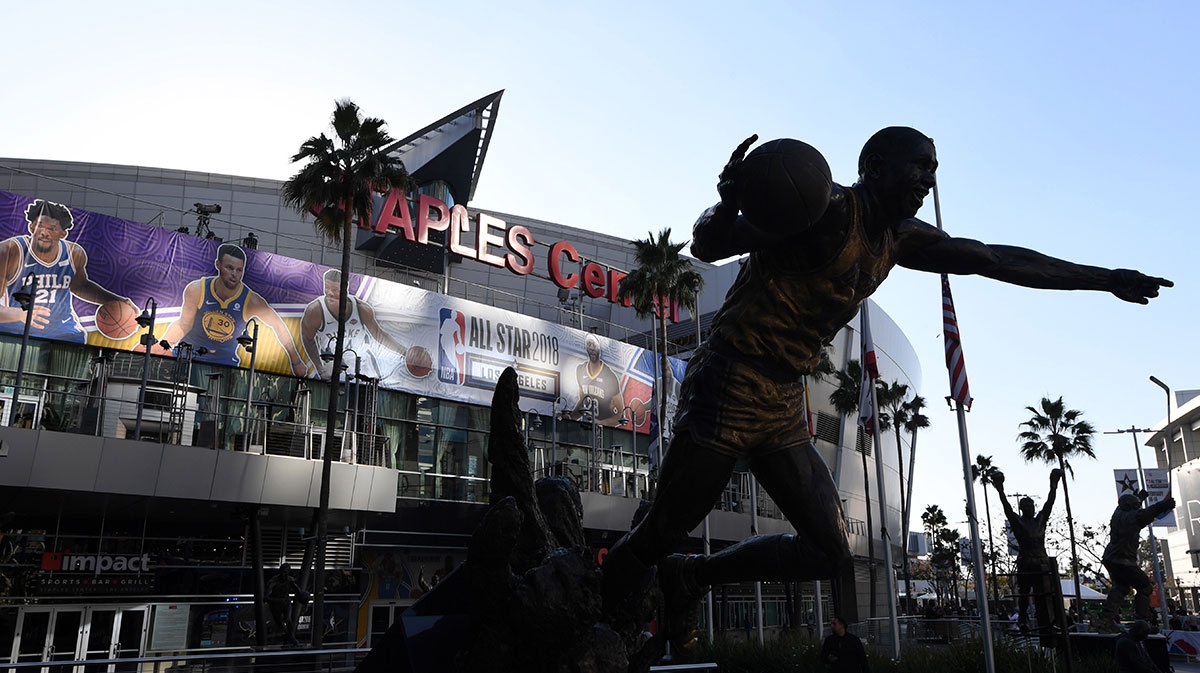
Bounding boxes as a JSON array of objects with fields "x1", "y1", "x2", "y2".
[
  {"x1": 416, "y1": 194, "x2": 450, "y2": 244},
  {"x1": 448, "y1": 205, "x2": 476, "y2": 258},
  {"x1": 549, "y1": 240, "x2": 579, "y2": 289},
  {"x1": 607, "y1": 269, "x2": 630, "y2": 306},
  {"x1": 582, "y1": 263, "x2": 606, "y2": 298},
  {"x1": 372, "y1": 189, "x2": 415, "y2": 240},
  {"x1": 476, "y1": 213, "x2": 507, "y2": 268},
  {"x1": 504, "y1": 225, "x2": 534, "y2": 275}
]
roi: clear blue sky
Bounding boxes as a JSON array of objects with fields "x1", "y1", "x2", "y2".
[{"x1": 6, "y1": 1, "x2": 1199, "y2": 538}]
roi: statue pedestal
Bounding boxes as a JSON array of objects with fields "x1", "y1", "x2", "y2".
[{"x1": 1068, "y1": 632, "x2": 1169, "y2": 672}]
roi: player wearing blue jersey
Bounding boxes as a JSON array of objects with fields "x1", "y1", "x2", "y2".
[
  {"x1": 158, "y1": 244, "x2": 308, "y2": 376},
  {"x1": 0, "y1": 199, "x2": 135, "y2": 343}
]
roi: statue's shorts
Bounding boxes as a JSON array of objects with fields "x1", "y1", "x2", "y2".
[{"x1": 672, "y1": 345, "x2": 811, "y2": 458}]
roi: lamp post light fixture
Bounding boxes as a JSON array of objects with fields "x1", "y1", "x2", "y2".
[
  {"x1": 617, "y1": 405, "x2": 638, "y2": 497},
  {"x1": 133, "y1": 298, "x2": 159, "y2": 440},
  {"x1": 238, "y1": 322, "x2": 260, "y2": 452},
  {"x1": 9, "y1": 274, "x2": 36, "y2": 427},
  {"x1": 1150, "y1": 376, "x2": 1176, "y2": 467},
  {"x1": 322, "y1": 339, "x2": 361, "y2": 462}
]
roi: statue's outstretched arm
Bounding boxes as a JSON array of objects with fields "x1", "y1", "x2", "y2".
[
  {"x1": 992, "y1": 472, "x2": 1020, "y2": 525},
  {"x1": 895, "y1": 219, "x2": 1171, "y2": 304},
  {"x1": 1039, "y1": 469, "x2": 1063, "y2": 520}
]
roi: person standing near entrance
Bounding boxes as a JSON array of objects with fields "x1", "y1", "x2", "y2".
[{"x1": 821, "y1": 615, "x2": 869, "y2": 673}]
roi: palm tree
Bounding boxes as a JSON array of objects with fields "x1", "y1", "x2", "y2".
[
  {"x1": 900, "y1": 395, "x2": 929, "y2": 614},
  {"x1": 829, "y1": 359, "x2": 877, "y2": 618},
  {"x1": 922, "y1": 505, "x2": 948, "y2": 607},
  {"x1": 282, "y1": 99, "x2": 410, "y2": 647},
  {"x1": 971, "y1": 454, "x2": 1001, "y2": 607},
  {"x1": 617, "y1": 228, "x2": 703, "y2": 458},
  {"x1": 1018, "y1": 396, "x2": 1096, "y2": 614}
]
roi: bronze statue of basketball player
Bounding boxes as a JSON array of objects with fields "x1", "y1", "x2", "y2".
[
  {"x1": 992, "y1": 468, "x2": 1062, "y2": 635},
  {"x1": 601, "y1": 127, "x2": 1171, "y2": 648}
]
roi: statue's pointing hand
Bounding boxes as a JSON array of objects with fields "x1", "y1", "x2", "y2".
[
  {"x1": 1110, "y1": 269, "x2": 1173, "y2": 305},
  {"x1": 718, "y1": 134, "x2": 759, "y2": 206}
]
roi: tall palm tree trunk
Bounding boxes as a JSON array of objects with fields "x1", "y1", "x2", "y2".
[
  {"x1": 659, "y1": 302, "x2": 669, "y2": 450},
  {"x1": 1059, "y1": 457, "x2": 1083, "y2": 610},
  {"x1": 861, "y1": 446, "x2": 876, "y2": 618},
  {"x1": 981, "y1": 485, "x2": 999, "y2": 607},
  {"x1": 313, "y1": 198, "x2": 353, "y2": 647}
]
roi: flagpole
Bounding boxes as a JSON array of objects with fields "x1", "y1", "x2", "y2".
[
  {"x1": 862, "y1": 305, "x2": 901, "y2": 659},
  {"x1": 934, "y1": 185, "x2": 995, "y2": 673}
]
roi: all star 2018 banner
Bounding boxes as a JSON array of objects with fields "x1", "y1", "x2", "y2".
[{"x1": 0, "y1": 190, "x2": 683, "y2": 433}]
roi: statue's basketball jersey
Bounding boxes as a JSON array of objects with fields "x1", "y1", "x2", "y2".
[
  {"x1": 1, "y1": 237, "x2": 85, "y2": 343},
  {"x1": 315, "y1": 296, "x2": 382, "y2": 378},
  {"x1": 185, "y1": 277, "x2": 252, "y2": 366}
]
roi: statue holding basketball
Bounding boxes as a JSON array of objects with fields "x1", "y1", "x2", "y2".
[
  {"x1": 602, "y1": 127, "x2": 1171, "y2": 648},
  {"x1": 0, "y1": 199, "x2": 138, "y2": 344}
]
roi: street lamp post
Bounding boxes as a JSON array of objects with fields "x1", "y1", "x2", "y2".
[
  {"x1": 9, "y1": 275, "x2": 36, "y2": 426},
  {"x1": 322, "y1": 340, "x2": 360, "y2": 462},
  {"x1": 133, "y1": 298, "x2": 159, "y2": 440},
  {"x1": 237, "y1": 322, "x2": 259, "y2": 452},
  {"x1": 618, "y1": 405, "x2": 637, "y2": 496}
]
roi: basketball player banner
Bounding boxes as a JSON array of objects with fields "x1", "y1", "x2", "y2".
[{"x1": 0, "y1": 189, "x2": 679, "y2": 432}]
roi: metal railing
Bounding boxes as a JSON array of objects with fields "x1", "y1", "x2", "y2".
[{"x1": 0, "y1": 377, "x2": 392, "y2": 468}]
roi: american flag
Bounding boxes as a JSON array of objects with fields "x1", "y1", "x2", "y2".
[
  {"x1": 941, "y1": 274, "x2": 972, "y2": 410},
  {"x1": 858, "y1": 302, "x2": 879, "y2": 434}
]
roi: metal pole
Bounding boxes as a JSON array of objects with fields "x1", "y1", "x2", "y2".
[
  {"x1": 750, "y1": 475, "x2": 764, "y2": 645},
  {"x1": 703, "y1": 515, "x2": 714, "y2": 643},
  {"x1": 242, "y1": 322, "x2": 259, "y2": 452},
  {"x1": 551, "y1": 398, "x2": 558, "y2": 476},
  {"x1": 10, "y1": 275, "x2": 35, "y2": 427},
  {"x1": 250, "y1": 509, "x2": 268, "y2": 647},
  {"x1": 134, "y1": 299, "x2": 158, "y2": 441},
  {"x1": 954, "y1": 403, "x2": 996, "y2": 673},
  {"x1": 815, "y1": 580, "x2": 825, "y2": 638}
]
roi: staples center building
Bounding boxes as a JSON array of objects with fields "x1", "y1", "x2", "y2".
[{"x1": 0, "y1": 91, "x2": 921, "y2": 661}]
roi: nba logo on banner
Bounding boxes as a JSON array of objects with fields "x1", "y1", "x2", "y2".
[{"x1": 438, "y1": 307, "x2": 467, "y2": 385}]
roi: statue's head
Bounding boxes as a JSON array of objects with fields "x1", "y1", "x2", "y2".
[
  {"x1": 1019, "y1": 497, "x2": 1035, "y2": 517},
  {"x1": 279, "y1": 563, "x2": 292, "y2": 576},
  {"x1": 1119, "y1": 493, "x2": 1141, "y2": 511},
  {"x1": 857, "y1": 127, "x2": 937, "y2": 220}
]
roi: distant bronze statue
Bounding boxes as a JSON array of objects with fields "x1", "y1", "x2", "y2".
[
  {"x1": 993, "y1": 469, "x2": 1062, "y2": 634},
  {"x1": 267, "y1": 563, "x2": 304, "y2": 644},
  {"x1": 1095, "y1": 490, "x2": 1176, "y2": 631},
  {"x1": 601, "y1": 127, "x2": 1172, "y2": 648}
]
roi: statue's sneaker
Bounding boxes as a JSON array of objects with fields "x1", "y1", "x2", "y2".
[{"x1": 658, "y1": 554, "x2": 709, "y2": 651}]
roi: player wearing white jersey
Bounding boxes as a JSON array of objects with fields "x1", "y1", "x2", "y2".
[{"x1": 301, "y1": 269, "x2": 410, "y2": 380}]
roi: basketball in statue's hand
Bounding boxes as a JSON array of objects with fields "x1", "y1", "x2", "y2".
[
  {"x1": 405, "y1": 345, "x2": 432, "y2": 378},
  {"x1": 736, "y1": 138, "x2": 833, "y2": 231}
]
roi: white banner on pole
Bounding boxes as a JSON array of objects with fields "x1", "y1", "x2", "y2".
[
  {"x1": 1144, "y1": 468, "x2": 1176, "y2": 527},
  {"x1": 1113, "y1": 468, "x2": 1175, "y2": 527},
  {"x1": 1004, "y1": 522, "x2": 1019, "y2": 556}
]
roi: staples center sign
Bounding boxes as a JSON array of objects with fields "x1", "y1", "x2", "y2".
[{"x1": 362, "y1": 190, "x2": 680, "y2": 322}]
